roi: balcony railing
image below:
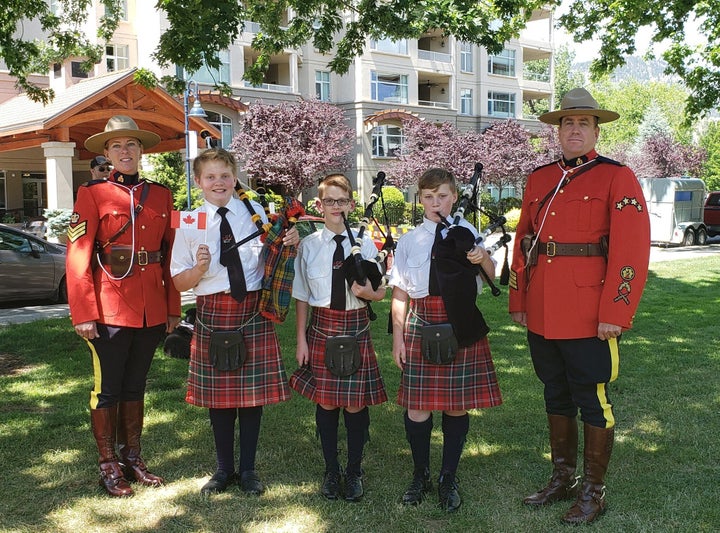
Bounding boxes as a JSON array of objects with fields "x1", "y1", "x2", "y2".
[
  {"x1": 418, "y1": 100, "x2": 451, "y2": 109},
  {"x1": 418, "y1": 49, "x2": 451, "y2": 63},
  {"x1": 243, "y1": 81, "x2": 293, "y2": 93},
  {"x1": 523, "y1": 70, "x2": 551, "y2": 83}
]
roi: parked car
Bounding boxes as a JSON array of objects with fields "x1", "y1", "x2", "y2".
[
  {"x1": 704, "y1": 191, "x2": 720, "y2": 237},
  {"x1": 0, "y1": 223, "x2": 67, "y2": 303}
]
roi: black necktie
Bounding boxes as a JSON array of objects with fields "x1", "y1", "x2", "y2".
[
  {"x1": 217, "y1": 206, "x2": 247, "y2": 303},
  {"x1": 428, "y1": 223, "x2": 444, "y2": 296},
  {"x1": 330, "y1": 235, "x2": 346, "y2": 310}
]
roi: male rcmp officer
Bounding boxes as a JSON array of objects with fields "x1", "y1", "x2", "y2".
[
  {"x1": 66, "y1": 115, "x2": 181, "y2": 497},
  {"x1": 509, "y1": 88, "x2": 651, "y2": 524}
]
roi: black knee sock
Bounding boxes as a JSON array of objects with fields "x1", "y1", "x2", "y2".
[
  {"x1": 344, "y1": 407, "x2": 369, "y2": 475},
  {"x1": 404, "y1": 410, "x2": 433, "y2": 471},
  {"x1": 440, "y1": 412, "x2": 469, "y2": 477},
  {"x1": 238, "y1": 406, "x2": 263, "y2": 473},
  {"x1": 209, "y1": 407, "x2": 237, "y2": 474},
  {"x1": 316, "y1": 405, "x2": 340, "y2": 472}
]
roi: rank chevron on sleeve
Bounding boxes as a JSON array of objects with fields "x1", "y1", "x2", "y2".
[{"x1": 66, "y1": 221, "x2": 87, "y2": 242}]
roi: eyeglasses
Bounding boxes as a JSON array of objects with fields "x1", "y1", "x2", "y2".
[
  {"x1": 321, "y1": 198, "x2": 351, "y2": 207},
  {"x1": 96, "y1": 166, "x2": 111, "y2": 172}
]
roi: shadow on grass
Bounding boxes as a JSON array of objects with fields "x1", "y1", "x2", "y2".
[{"x1": 0, "y1": 256, "x2": 718, "y2": 531}]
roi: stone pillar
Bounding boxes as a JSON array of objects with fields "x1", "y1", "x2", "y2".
[{"x1": 42, "y1": 141, "x2": 76, "y2": 210}]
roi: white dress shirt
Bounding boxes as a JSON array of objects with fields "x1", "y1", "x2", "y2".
[
  {"x1": 293, "y1": 226, "x2": 382, "y2": 309},
  {"x1": 389, "y1": 217, "x2": 492, "y2": 298},
  {"x1": 170, "y1": 197, "x2": 267, "y2": 295}
]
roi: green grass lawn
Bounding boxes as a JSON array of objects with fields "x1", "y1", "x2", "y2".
[{"x1": 1, "y1": 256, "x2": 719, "y2": 533}]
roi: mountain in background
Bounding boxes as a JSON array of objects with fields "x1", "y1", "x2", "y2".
[{"x1": 573, "y1": 55, "x2": 677, "y2": 83}]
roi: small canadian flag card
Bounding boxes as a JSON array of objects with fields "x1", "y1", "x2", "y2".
[{"x1": 171, "y1": 211, "x2": 207, "y2": 230}]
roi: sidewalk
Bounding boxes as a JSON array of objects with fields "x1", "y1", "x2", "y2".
[{"x1": 0, "y1": 291, "x2": 197, "y2": 326}]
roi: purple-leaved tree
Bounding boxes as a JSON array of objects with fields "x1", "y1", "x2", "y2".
[
  {"x1": 384, "y1": 119, "x2": 484, "y2": 189},
  {"x1": 230, "y1": 99, "x2": 354, "y2": 196},
  {"x1": 477, "y1": 120, "x2": 536, "y2": 201},
  {"x1": 611, "y1": 133, "x2": 706, "y2": 179}
]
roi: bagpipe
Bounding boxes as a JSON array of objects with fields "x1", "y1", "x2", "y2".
[
  {"x1": 232, "y1": 181, "x2": 305, "y2": 323},
  {"x1": 429, "y1": 162, "x2": 512, "y2": 347},
  {"x1": 436, "y1": 162, "x2": 511, "y2": 297},
  {"x1": 340, "y1": 171, "x2": 395, "y2": 321}
]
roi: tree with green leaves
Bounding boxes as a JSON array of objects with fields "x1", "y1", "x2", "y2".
[
  {"x1": 0, "y1": 0, "x2": 121, "y2": 104},
  {"x1": 560, "y1": 0, "x2": 719, "y2": 121},
  {"x1": 699, "y1": 122, "x2": 720, "y2": 191},
  {"x1": 144, "y1": 151, "x2": 204, "y2": 210}
]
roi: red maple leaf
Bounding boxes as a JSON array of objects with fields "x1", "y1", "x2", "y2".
[{"x1": 182, "y1": 214, "x2": 196, "y2": 225}]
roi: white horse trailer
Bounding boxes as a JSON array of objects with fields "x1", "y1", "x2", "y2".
[{"x1": 638, "y1": 177, "x2": 708, "y2": 246}]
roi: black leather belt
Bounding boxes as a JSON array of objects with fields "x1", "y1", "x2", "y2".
[
  {"x1": 100, "y1": 250, "x2": 163, "y2": 266},
  {"x1": 537, "y1": 241, "x2": 604, "y2": 257}
]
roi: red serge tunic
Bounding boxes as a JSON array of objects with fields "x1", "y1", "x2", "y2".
[
  {"x1": 66, "y1": 175, "x2": 181, "y2": 327},
  {"x1": 508, "y1": 151, "x2": 651, "y2": 339}
]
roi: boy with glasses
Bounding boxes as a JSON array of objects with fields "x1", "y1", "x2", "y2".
[{"x1": 290, "y1": 174, "x2": 387, "y2": 502}]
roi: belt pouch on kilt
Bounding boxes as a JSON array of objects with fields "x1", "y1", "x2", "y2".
[
  {"x1": 324, "y1": 335, "x2": 361, "y2": 377},
  {"x1": 198, "y1": 315, "x2": 250, "y2": 372}
]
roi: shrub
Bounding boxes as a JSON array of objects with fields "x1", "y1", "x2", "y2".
[
  {"x1": 43, "y1": 208, "x2": 73, "y2": 239},
  {"x1": 372, "y1": 186, "x2": 406, "y2": 225},
  {"x1": 503, "y1": 207, "x2": 521, "y2": 232}
]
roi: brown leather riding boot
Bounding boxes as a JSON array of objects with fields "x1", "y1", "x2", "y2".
[
  {"x1": 523, "y1": 414, "x2": 579, "y2": 506},
  {"x1": 562, "y1": 424, "x2": 614, "y2": 525},
  {"x1": 117, "y1": 400, "x2": 164, "y2": 487},
  {"x1": 91, "y1": 407, "x2": 133, "y2": 497}
]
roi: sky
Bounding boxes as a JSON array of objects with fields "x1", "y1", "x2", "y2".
[{"x1": 554, "y1": 1, "x2": 705, "y2": 64}]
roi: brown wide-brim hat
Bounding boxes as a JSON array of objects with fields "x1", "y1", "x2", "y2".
[
  {"x1": 84, "y1": 115, "x2": 161, "y2": 153},
  {"x1": 539, "y1": 88, "x2": 620, "y2": 125}
]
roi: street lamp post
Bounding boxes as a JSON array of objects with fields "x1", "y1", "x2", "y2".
[{"x1": 184, "y1": 80, "x2": 208, "y2": 209}]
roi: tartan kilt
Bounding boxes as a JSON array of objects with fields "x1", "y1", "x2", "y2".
[
  {"x1": 398, "y1": 296, "x2": 502, "y2": 411},
  {"x1": 289, "y1": 307, "x2": 387, "y2": 407},
  {"x1": 186, "y1": 291, "x2": 291, "y2": 408}
]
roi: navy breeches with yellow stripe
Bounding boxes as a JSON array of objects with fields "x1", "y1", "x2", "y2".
[
  {"x1": 86, "y1": 323, "x2": 165, "y2": 409},
  {"x1": 527, "y1": 331, "x2": 619, "y2": 428}
]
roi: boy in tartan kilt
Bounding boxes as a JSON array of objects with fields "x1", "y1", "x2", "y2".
[
  {"x1": 290, "y1": 174, "x2": 388, "y2": 502},
  {"x1": 171, "y1": 149, "x2": 300, "y2": 496},
  {"x1": 388, "y1": 168, "x2": 502, "y2": 512}
]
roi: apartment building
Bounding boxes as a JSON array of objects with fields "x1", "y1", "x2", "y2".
[{"x1": 0, "y1": 2, "x2": 552, "y2": 217}]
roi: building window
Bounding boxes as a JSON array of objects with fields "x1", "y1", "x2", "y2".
[
  {"x1": 71, "y1": 61, "x2": 88, "y2": 78},
  {"x1": 488, "y1": 48, "x2": 516, "y2": 77},
  {"x1": 370, "y1": 38, "x2": 408, "y2": 55},
  {"x1": 460, "y1": 89, "x2": 473, "y2": 115},
  {"x1": 372, "y1": 125, "x2": 404, "y2": 158},
  {"x1": 460, "y1": 42, "x2": 473, "y2": 73},
  {"x1": 315, "y1": 71, "x2": 330, "y2": 102},
  {"x1": 105, "y1": 44, "x2": 129, "y2": 72},
  {"x1": 103, "y1": 0, "x2": 128, "y2": 20},
  {"x1": 49, "y1": 0, "x2": 61, "y2": 15},
  {"x1": 184, "y1": 50, "x2": 231, "y2": 85},
  {"x1": 488, "y1": 91, "x2": 516, "y2": 118},
  {"x1": 205, "y1": 111, "x2": 233, "y2": 148},
  {"x1": 371, "y1": 71, "x2": 408, "y2": 104},
  {"x1": 53, "y1": 63, "x2": 62, "y2": 78}
]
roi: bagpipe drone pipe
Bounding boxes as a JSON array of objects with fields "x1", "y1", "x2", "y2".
[
  {"x1": 340, "y1": 171, "x2": 395, "y2": 321},
  {"x1": 432, "y1": 162, "x2": 512, "y2": 346}
]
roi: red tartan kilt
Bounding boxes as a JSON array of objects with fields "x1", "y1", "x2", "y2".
[
  {"x1": 289, "y1": 307, "x2": 387, "y2": 408},
  {"x1": 398, "y1": 296, "x2": 502, "y2": 411},
  {"x1": 186, "y1": 291, "x2": 290, "y2": 408}
]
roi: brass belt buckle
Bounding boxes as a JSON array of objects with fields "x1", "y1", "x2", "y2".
[
  {"x1": 137, "y1": 250, "x2": 149, "y2": 266},
  {"x1": 546, "y1": 241, "x2": 556, "y2": 257}
]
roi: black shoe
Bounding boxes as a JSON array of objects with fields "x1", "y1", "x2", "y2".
[
  {"x1": 200, "y1": 470, "x2": 235, "y2": 495},
  {"x1": 344, "y1": 470, "x2": 364, "y2": 502},
  {"x1": 239, "y1": 470, "x2": 265, "y2": 495},
  {"x1": 402, "y1": 467, "x2": 433, "y2": 505},
  {"x1": 321, "y1": 469, "x2": 342, "y2": 500},
  {"x1": 438, "y1": 473, "x2": 462, "y2": 512}
]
